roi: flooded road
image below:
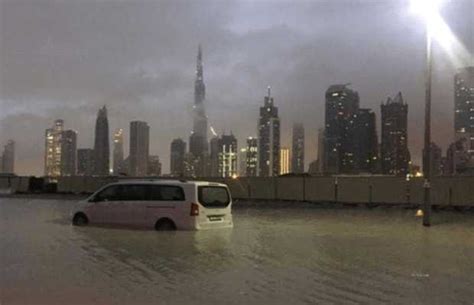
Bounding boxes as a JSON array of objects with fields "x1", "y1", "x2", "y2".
[{"x1": 1, "y1": 198, "x2": 473, "y2": 305}]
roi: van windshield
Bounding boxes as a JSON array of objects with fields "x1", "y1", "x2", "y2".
[{"x1": 198, "y1": 186, "x2": 230, "y2": 208}]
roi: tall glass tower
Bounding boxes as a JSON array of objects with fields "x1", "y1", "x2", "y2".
[
  {"x1": 189, "y1": 45, "x2": 209, "y2": 177},
  {"x1": 94, "y1": 106, "x2": 110, "y2": 176}
]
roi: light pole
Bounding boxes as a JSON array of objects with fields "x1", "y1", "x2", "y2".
[
  {"x1": 411, "y1": 0, "x2": 446, "y2": 226},
  {"x1": 423, "y1": 26, "x2": 432, "y2": 227}
]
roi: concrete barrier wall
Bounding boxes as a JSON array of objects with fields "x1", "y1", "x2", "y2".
[
  {"x1": 246, "y1": 177, "x2": 276, "y2": 200},
  {"x1": 408, "y1": 178, "x2": 424, "y2": 205},
  {"x1": 276, "y1": 177, "x2": 305, "y2": 201},
  {"x1": 15, "y1": 177, "x2": 30, "y2": 193},
  {"x1": 338, "y1": 177, "x2": 370, "y2": 203},
  {"x1": 305, "y1": 177, "x2": 335, "y2": 202},
  {"x1": 441, "y1": 177, "x2": 474, "y2": 206},
  {"x1": 0, "y1": 176, "x2": 12, "y2": 189},
  {"x1": 222, "y1": 178, "x2": 250, "y2": 199},
  {"x1": 4, "y1": 175, "x2": 474, "y2": 206},
  {"x1": 369, "y1": 177, "x2": 408, "y2": 204},
  {"x1": 57, "y1": 176, "x2": 118, "y2": 194}
]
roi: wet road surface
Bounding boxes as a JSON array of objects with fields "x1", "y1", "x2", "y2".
[{"x1": 1, "y1": 198, "x2": 473, "y2": 305}]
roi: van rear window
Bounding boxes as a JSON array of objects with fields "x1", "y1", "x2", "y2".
[{"x1": 198, "y1": 186, "x2": 230, "y2": 208}]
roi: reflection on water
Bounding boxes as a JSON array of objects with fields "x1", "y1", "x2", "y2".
[{"x1": 1, "y1": 198, "x2": 473, "y2": 305}]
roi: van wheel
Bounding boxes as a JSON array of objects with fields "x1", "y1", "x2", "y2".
[
  {"x1": 155, "y1": 219, "x2": 176, "y2": 231},
  {"x1": 73, "y1": 213, "x2": 88, "y2": 226}
]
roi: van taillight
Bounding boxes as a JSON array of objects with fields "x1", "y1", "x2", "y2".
[{"x1": 190, "y1": 202, "x2": 199, "y2": 216}]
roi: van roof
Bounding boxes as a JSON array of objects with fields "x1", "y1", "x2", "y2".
[{"x1": 112, "y1": 179, "x2": 228, "y2": 187}]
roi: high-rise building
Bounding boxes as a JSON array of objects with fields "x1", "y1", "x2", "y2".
[
  {"x1": 238, "y1": 147, "x2": 247, "y2": 177},
  {"x1": 170, "y1": 138, "x2": 186, "y2": 177},
  {"x1": 355, "y1": 108, "x2": 378, "y2": 173},
  {"x1": 113, "y1": 128, "x2": 124, "y2": 175},
  {"x1": 280, "y1": 147, "x2": 290, "y2": 175},
  {"x1": 44, "y1": 119, "x2": 64, "y2": 177},
  {"x1": 217, "y1": 134, "x2": 238, "y2": 178},
  {"x1": 445, "y1": 138, "x2": 470, "y2": 175},
  {"x1": 77, "y1": 148, "x2": 94, "y2": 176},
  {"x1": 246, "y1": 137, "x2": 258, "y2": 177},
  {"x1": 258, "y1": 87, "x2": 280, "y2": 177},
  {"x1": 60, "y1": 130, "x2": 77, "y2": 176},
  {"x1": 147, "y1": 155, "x2": 162, "y2": 176},
  {"x1": 291, "y1": 123, "x2": 305, "y2": 173},
  {"x1": 423, "y1": 142, "x2": 442, "y2": 176},
  {"x1": 1, "y1": 140, "x2": 15, "y2": 174},
  {"x1": 94, "y1": 106, "x2": 110, "y2": 176},
  {"x1": 381, "y1": 92, "x2": 410, "y2": 176},
  {"x1": 189, "y1": 45, "x2": 209, "y2": 177},
  {"x1": 45, "y1": 120, "x2": 78, "y2": 177},
  {"x1": 323, "y1": 84, "x2": 360, "y2": 174},
  {"x1": 454, "y1": 66, "x2": 474, "y2": 167},
  {"x1": 209, "y1": 136, "x2": 220, "y2": 177},
  {"x1": 183, "y1": 153, "x2": 195, "y2": 177},
  {"x1": 316, "y1": 128, "x2": 325, "y2": 174},
  {"x1": 129, "y1": 121, "x2": 150, "y2": 177},
  {"x1": 308, "y1": 159, "x2": 320, "y2": 175}
]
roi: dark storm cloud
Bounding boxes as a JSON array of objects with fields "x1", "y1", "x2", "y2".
[{"x1": 0, "y1": 0, "x2": 472, "y2": 175}]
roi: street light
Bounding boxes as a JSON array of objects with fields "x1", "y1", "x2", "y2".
[{"x1": 410, "y1": 0, "x2": 446, "y2": 227}]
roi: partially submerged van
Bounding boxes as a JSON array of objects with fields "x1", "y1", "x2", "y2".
[{"x1": 71, "y1": 180, "x2": 233, "y2": 230}]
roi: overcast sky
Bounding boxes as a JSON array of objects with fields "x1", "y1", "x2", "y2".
[{"x1": 0, "y1": 0, "x2": 473, "y2": 176}]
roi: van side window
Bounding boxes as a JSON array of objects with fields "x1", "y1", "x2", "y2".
[
  {"x1": 120, "y1": 185, "x2": 148, "y2": 201},
  {"x1": 149, "y1": 185, "x2": 185, "y2": 201},
  {"x1": 95, "y1": 185, "x2": 121, "y2": 202}
]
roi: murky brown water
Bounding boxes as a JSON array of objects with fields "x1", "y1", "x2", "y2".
[{"x1": 1, "y1": 198, "x2": 473, "y2": 305}]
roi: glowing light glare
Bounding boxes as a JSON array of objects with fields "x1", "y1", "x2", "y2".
[
  {"x1": 209, "y1": 126, "x2": 218, "y2": 137},
  {"x1": 410, "y1": 0, "x2": 472, "y2": 67},
  {"x1": 410, "y1": 0, "x2": 443, "y2": 22}
]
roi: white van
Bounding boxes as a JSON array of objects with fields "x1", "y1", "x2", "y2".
[{"x1": 71, "y1": 180, "x2": 233, "y2": 230}]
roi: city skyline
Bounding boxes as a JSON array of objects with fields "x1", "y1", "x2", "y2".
[
  {"x1": 1, "y1": 0, "x2": 473, "y2": 176},
  {"x1": 3, "y1": 63, "x2": 474, "y2": 177}
]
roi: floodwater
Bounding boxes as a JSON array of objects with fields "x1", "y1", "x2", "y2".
[{"x1": 1, "y1": 198, "x2": 473, "y2": 305}]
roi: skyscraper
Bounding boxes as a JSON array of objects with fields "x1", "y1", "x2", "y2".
[
  {"x1": 60, "y1": 130, "x2": 77, "y2": 176},
  {"x1": 94, "y1": 106, "x2": 110, "y2": 176},
  {"x1": 45, "y1": 120, "x2": 78, "y2": 177},
  {"x1": 423, "y1": 142, "x2": 442, "y2": 176},
  {"x1": 209, "y1": 136, "x2": 219, "y2": 177},
  {"x1": 258, "y1": 87, "x2": 280, "y2": 177},
  {"x1": 189, "y1": 45, "x2": 209, "y2": 177},
  {"x1": 246, "y1": 137, "x2": 258, "y2": 177},
  {"x1": 355, "y1": 108, "x2": 378, "y2": 173},
  {"x1": 316, "y1": 128, "x2": 325, "y2": 174},
  {"x1": 217, "y1": 134, "x2": 238, "y2": 178},
  {"x1": 170, "y1": 138, "x2": 186, "y2": 177},
  {"x1": 291, "y1": 123, "x2": 305, "y2": 173},
  {"x1": 280, "y1": 147, "x2": 290, "y2": 175},
  {"x1": 113, "y1": 128, "x2": 124, "y2": 175},
  {"x1": 454, "y1": 66, "x2": 474, "y2": 169},
  {"x1": 1, "y1": 140, "x2": 15, "y2": 174},
  {"x1": 147, "y1": 155, "x2": 162, "y2": 176},
  {"x1": 238, "y1": 147, "x2": 247, "y2": 177},
  {"x1": 77, "y1": 148, "x2": 94, "y2": 176},
  {"x1": 323, "y1": 84, "x2": 360, "y2": 174},
  {"x1": 129, "y1": 121, "x2": 150, "y2": 176},
  {"x1": 44, "y1": 119, "x2": 64, "y2": 177},
  {"x1": 381, "y1": 92, "x2": 410, "y2": 176}
]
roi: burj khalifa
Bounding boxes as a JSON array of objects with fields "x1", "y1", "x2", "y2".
[{"x1": 189, "y1": 45, "x2": 209, "y2": 176}]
